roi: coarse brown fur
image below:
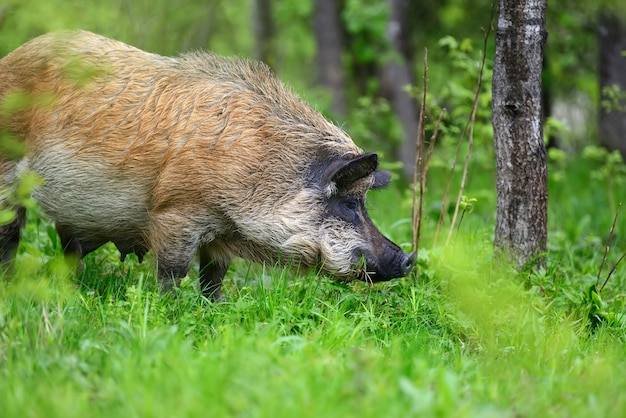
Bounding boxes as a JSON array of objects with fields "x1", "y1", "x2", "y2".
[{"x1": 0, "y1": 31, "x2": 414, "y2": 299}]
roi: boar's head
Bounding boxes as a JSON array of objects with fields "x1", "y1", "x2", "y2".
[{"x1": 311, "y1": 152, "x2": 416, "y2": 282}]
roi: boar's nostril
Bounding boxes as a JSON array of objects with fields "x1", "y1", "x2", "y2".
[{"x1": 401, "y1": 251, "x2": 416, "y2": 276}]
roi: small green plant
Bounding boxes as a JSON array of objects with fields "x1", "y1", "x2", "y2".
[
  {"x1": 581, "y1": 203, "x2": 626, "y2": 330},
  {"x1": 583, "y1": 283, "x2": 613, "y2": 329},
  {"x1": 601, "y1": 84, "x2": 626, "y2": 113},
  {"x1": 456, "y1": 195, "x2": 477, "y2": 233}
]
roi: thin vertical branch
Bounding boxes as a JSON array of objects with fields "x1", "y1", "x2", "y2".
[
  {"x1": 445, "y1": 11, "x2": 494, "y2": 246},
  {"x1": 597, "y1": 202, "x2": 621, "y2": 287},
  {"x1": 415, "y1": 108, "x2": 445, "y2": 253},
  {"x1": 424, "y1": 110, "x2": 446, "y2": 182},
  {"x1": 600, "y1": 250, "x2": 626, "y2": 293},
  {"x1": 411, "y1": 48, "x2": 428, "y2": 253},
  {"x1": 446, "y1": 49, "x2": 486, "y2": 246}
]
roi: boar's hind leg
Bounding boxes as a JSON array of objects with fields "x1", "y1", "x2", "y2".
[
  {"x1": 198, "y1": 244, "x2": 230, "y2": 301},
  {"x1": 56, "y1": 225, "x2": 83, "y2": 257}
]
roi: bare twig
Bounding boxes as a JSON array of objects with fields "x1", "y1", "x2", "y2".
[
  {"x1": 423, "y1": 109, "x2": 446, "y2": 181},
  {"x1": 595, "y1": 202, "x2": 624, "y2": 294},
  {"x1": 411, "y1": 48, "x2": 428, "y2": 254},
  {"x1": 597, "y1": 202, "x2": 621, "y2": 287},
  {"x1": 600, "y1": 249, "x2": 626, "y2": 293},
  {"x1": 415, "y1": 108, "x2": 445, "y2": 253}
]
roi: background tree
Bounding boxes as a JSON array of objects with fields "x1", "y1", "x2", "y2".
[
  {"x1": 492, "y1": 0, "x2": 548, "y2": 268},
  {"x1": 314, "y1": 0, "x2": 347, "y2": 116},
  {"x1": 381, "y1": 0, "x2": 419, "y2": 179},
  {"x1": 599, "y1": 11, "x2": 626, "y2": 156},
  {"x1": 252, "y1": 0, "x2": 276, "y2": 70}
]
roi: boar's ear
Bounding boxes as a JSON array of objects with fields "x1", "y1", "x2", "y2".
[
  {"x1": 329, "y1": 153, "x2": 378, "y2": 190},
  {"x1": 372, "y1": 170, "x2": 391, "y2": 189}
]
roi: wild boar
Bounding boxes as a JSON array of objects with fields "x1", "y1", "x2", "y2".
[{"x1": 0, "y1": 30, "x2": 415, "y2": 299}]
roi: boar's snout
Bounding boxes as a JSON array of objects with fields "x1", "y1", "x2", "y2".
[
  {"x1": 359, "y1": 239, "x2": 416, "y2": 282},
  {"x1": 401, "y1": 251, "x2": 417, "y2": 276}
]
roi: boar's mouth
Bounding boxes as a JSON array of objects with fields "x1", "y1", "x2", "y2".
[{"x1": 353, "y1": 250, "x2": 416, "y2": 283}]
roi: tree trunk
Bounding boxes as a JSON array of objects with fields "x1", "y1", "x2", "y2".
[
  {"x1": 492, "y1": 0, "x2": 548, "y2": 269},
  {"x1": 381, "y1": 0, "x2": 419, "y2": 179},
  {"x1": 313, "y1": 0, "x2": 347, "y2": 117},
  {"x1": 252, "y1": 0, "x2": 275, "y2": 70},
  {"x1": 598, "y1": 13, "x2": 626, "y2": 156}
]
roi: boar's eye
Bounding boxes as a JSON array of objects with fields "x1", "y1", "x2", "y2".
[
  {"x1": 342, "y1": 198, "x2": 358, "y2": 211},
  {"x1": 328, "y1": 197, "x2": 362, "y2": 223},
  {"x1": 339, "y1": 198, "x2": 360, "y2": 222}
]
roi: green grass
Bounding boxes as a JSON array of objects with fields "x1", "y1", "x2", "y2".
[{"x1": 2, "y1": 157, "x2": 626, "y2": 417}]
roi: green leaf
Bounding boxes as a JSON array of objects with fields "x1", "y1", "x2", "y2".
[{"x1": 0, "y1": 208, "x2": 16, "y2": 225}]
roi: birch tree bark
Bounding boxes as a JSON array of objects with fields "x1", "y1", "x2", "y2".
[{"x1": 492, "y1": 0, "x2": 548, "y2": 268}]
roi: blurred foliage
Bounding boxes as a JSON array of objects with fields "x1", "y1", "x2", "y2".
[
  {"x1": 423, "y1": 36, "x2": 493, "y2": 160},
  {"x1": 582, "y1": 145, "x2": 626, "y2": 210},
  {"x1": 0, "y1": 0, "x2": 247, "y2": 57},
  {"x1": 0, "y1": 0, "x2": 622, "y2": 153},
  {"x1": 601, "y1": 84, "x2": 626, "y2": 113},
  {"x1": 343, "y1": 0, "x2": 391, "y2": 67},
  {"x1": 345, "y1": 96, "x2": 403, "y2": 160}
]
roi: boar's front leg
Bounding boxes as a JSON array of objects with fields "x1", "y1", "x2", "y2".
[
  {"x1": 150, "y1": 211, "x2": 228, "y2": 301},
  {"x1": 156, "y1": 248, "x2": 195, "y2": 295},
  {"x1": 198, "y1": 244, "x2": 230, "y2": 301},
  {"x1": 150, "y1": 211, "x2": 202, "y2": 295}
]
